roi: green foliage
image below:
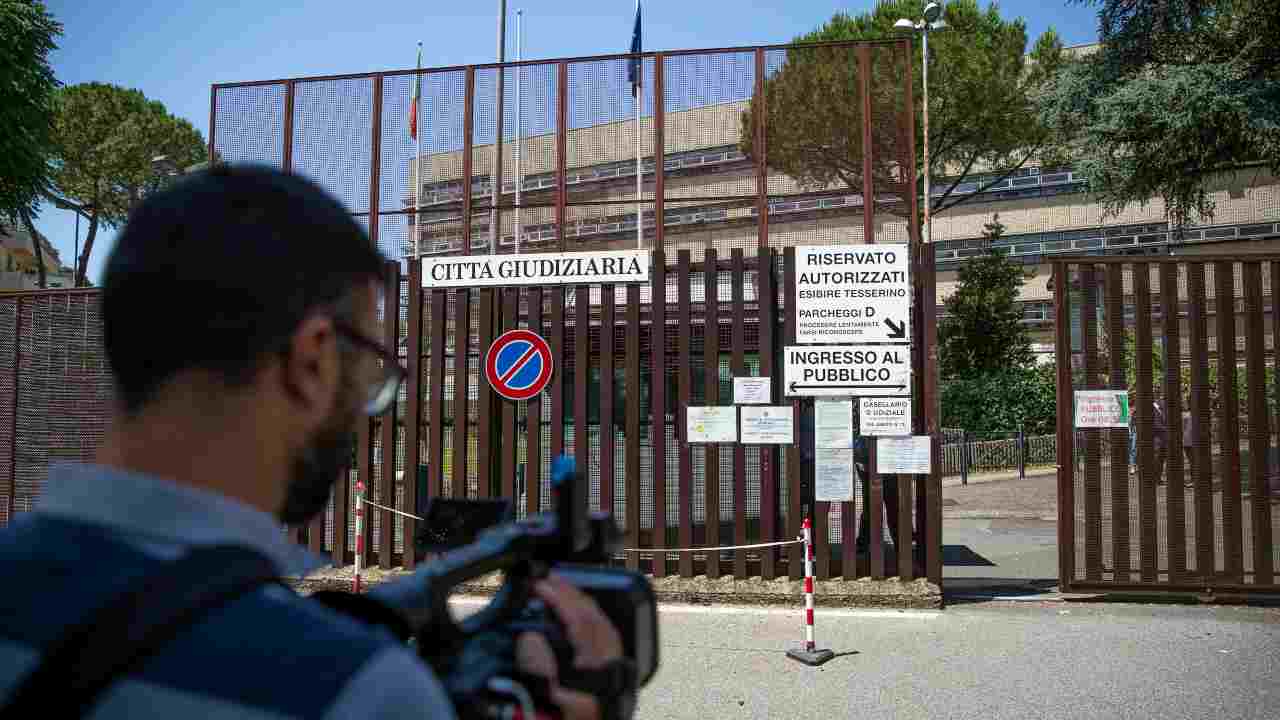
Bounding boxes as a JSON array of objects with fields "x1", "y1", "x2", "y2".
[
  {"x1": 1038, "y1": 0, "x2": 1280, "y2": 227},
  {"x1": 47, "y1": 82, "x2": 206, "y2": 285},
  {"x1": 739, "y1": 0, "x2": 1064, "y2": 217},
  {"x1": 941, "y1": 363, "x2": 1057, "y2": 436},
  {"x1": 0, "y1": 0, "x2": 62, "y2": 223},
  {"x1": 938, "y1": 215, "x2": 1035, "y2": 378}
]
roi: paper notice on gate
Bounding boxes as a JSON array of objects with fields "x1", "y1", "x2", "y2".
[
  {"x1": 814, "y1": 398, "x2": 854, "y2": 449},
  {"x1": 815, "y1": 448, "x2": 855, "y2": 502}
]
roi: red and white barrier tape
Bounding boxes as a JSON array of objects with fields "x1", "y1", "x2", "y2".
[
  {"x1": 361, "y1": 498, "x2": 424, "y2": 522},
  {"x1": 801, "y1": 517, "x2": 815, "y2": 652},
  {"x1": 623, "y1": 538, "x2": 803, "y2": 553},
  {"x1": 353, "y1": 482, "x2": 364, "y2": 593}
]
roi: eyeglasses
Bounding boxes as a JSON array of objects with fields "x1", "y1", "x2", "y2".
[{"x1": 333, "y1": 320, "x2": 406, "y2": 416}]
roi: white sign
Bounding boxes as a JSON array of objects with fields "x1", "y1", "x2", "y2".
[
  {"x1": 815, "y1": 448, "x2": 855, "y2": 502},
  {"x1": 733, "y1": 377, "x2": 772, "y2": 405},
  {"x1": 794, "y1": 244, "x2": 911, "y2": 344},
  {"x1": 859, "y1": 398, "x2": 912, "y2": 436},
  {"x1": 422, "y1": 250, "x2": 650, "y2": 289},
  {"x1": 686, "y1": 406, "x2": 737, "y2": 443},
  {"x1": 784, "y1": 345, "x2": 911, "y2": 397},
  {"x1": 878, "y1": 436, "x2": 932, "y2": 474},
  {"x1": 740, "y1": 406, "x2": 794, "y2": 444},
  {"x1": 1074, "y1": 390, "x2": 1130, "y2": 428},
  {"x1": 814, "y1": 398, "x2": 854, "y2": 449}
]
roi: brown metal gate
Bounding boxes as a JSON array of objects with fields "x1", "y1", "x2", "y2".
[{"x1": 1053, "y1": 256, "x2": 1280, "y2": 595}]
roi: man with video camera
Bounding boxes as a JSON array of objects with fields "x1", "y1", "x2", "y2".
[{"x1": 0, "y1": 165, "x2": 630, "y2": 719}]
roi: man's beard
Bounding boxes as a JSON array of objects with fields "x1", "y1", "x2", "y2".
[{"x1": 277, "y1": 390, "x2": 357, "y2": 526}]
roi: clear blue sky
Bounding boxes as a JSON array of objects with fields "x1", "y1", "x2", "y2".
[{"x1": 36, "y1": 0, "x2": 1100, "y2": 284}]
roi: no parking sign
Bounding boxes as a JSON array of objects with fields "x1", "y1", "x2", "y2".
[{"x1": 484, "y1": 329, "x2": 554, "y2": 401}]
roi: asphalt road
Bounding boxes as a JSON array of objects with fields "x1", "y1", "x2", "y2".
[{"x1": 632, "y1": 600, "x2": 1280, "y2": 720}]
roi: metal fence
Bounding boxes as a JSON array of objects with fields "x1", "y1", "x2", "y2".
[
  {"x1": 940, "y1": 431, "x2": 1056, "y2": 481},
  {"x1": 1053, "y1": 256, "x2": 1280, "y2": 595}
]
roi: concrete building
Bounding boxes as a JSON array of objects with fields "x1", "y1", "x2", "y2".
[{"x1": 0, "y1": 222, "x2": 73, "y2": 291}]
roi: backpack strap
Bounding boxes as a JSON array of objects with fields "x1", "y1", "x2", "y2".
[{"x1": 0, "y1": 544, "x2": 286, "y2": 719}]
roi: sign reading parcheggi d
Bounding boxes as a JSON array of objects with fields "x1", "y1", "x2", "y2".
[
  {"x1": 422, "y1": 250, "x2": 650, "y2": 288},
  {"x1": 794, "y1": 244, "x2": 911, "y2": 344}
]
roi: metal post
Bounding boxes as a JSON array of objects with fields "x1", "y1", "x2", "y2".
[
  {"x1": 1018, "y1": 427, "x2": 1026, "y2": 481},
  {"x1": 490, "y1": 0, "x2": 507, "y2": 256},
  {"x1": 414, "y1": 46, "x2": 423, "y2": 260},
  {"x1": 921, "y1": 27, "x2": 931, "y2": 245},
  {"x1": 961, "y1": 431, "x2": 968, "y2": 486},
  {"x1": 514, "y1": 9, "x2": 523, "y2": 254},
  {"x1": 634, "y1": 7, "x2": 643, "y2": 252},
  {"x1": 73, "y1": 213, "x2": 79, "y2": 288}
]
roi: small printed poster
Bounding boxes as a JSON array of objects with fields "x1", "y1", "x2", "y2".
[
  {"x1": 733, "y1": 377, "x2": 772, "y2": 405},
  {"x1": 877, "y1": 436, "x2": 932, "y2": 474},
  {"x1": 1074, "y1": 390, "x2": 1130, "y2": 428},
  {"x1": 740, "y1": 406, "x2": 794, "y2": 444},
  {"x1": 860, "y1": 398, "x2": 912, "y2": 436},
  {"x1": 814, "y1": 398, "x2": 854, "y2": 449},
  {"x1": 815, "y1": 448, "x2": 855, "y2": 502},
  {"x1": 686, "y1": 406, "x2": 737, "y2": 443}
]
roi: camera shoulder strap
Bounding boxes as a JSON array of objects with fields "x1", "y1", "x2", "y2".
[{"x1": 0, "y1": 544, "x2": 286, "y2": 719}]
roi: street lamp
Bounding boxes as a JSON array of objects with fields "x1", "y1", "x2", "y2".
[{"x1": 895, "y1": 2, "x2": 945, "y2": 245}]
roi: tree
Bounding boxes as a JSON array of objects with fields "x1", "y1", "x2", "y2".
[
  {"x1": 1037, "y1": 0, "x2": 1280, "y2": 228},
  {"x1": 941, "y1": 363, "x2": 1057, "y2": 436},
  {"x1": 45, "y1": 83, "x2": 206, "y2": 287},
  {"x1": 0, "y1": 0, "x2": 62, "y2": 288},
  {"x1": 938, "y1": 215, "x2": 1035, "y2": 378},
  {"x1": 740, "y1": 0, "x2": 1064, "y2": 221}
]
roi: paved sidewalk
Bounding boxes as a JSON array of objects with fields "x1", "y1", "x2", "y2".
[{"x1": 943, "y1": 470, "x2": 1058, "y2": 521}]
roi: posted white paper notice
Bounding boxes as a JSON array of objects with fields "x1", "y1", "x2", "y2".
[
  {"x1": 815, "y1": 448, "x2": 855, "y2": 502},
  {"x1": 859, "y1": 398, "x2": 912, "y2": 436},
  {"x1": 877, "y1": 436, "x2": 932, "y2": 474},
  {"x1": 740, "y1": 406, "x2": 794, "y2": 444},
  {"x1": 814, "y1": 398, "x2": 854, "y2": 449},
  {"x1": 686, "y1": 406, "x2": 737, "y2": 443},
  {"x1": 733, "y1": 377, "x2": 772, "y2": 405}
]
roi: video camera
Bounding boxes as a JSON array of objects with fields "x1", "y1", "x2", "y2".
[{"x1": 354, "y1": 455, "x2": 659, "y2": 719}]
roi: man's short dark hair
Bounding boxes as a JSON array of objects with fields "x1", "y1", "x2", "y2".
[{"x1": 102, "y1": 164, "x2": 386, "y2": 414}]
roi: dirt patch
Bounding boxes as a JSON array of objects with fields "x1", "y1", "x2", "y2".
[{"x1": 288, "y1": 565, "x2": 941, "y2": 609}]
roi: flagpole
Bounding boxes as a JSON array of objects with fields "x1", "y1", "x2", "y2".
[
  {"x1": 514, "y1": 9, "x2": 523, "y2": 255},
  {"x1": 490, "y1": 0, "x2": 507, "y2": 256},
  {"x1": 634, "y1": 0, "x2": 642, "y2": 250},
  {"x1": 414, "y1": 41, "x2": 423, "y2": 260}
]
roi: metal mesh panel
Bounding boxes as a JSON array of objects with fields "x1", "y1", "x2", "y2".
[
  {"x1": 565, "y1": 57, "x2": 655, "y2": 207},
  {"x1": 0, "y1": 298, "x2": 15, "y2": 525},
  {"x1": 213, "y1": 83, "x2": 286, "y2": 168},
  {"x1": 291, "y1": 78, "x2": 374, "y2": 214}
]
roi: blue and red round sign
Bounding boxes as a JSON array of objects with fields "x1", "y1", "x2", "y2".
[{"x1": 484, "y1": 329, "x2": 554, "y2": 401}]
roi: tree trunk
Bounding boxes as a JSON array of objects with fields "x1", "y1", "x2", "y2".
[
  {"x1": 18, "y1": 209, "x2": 48, "y2": 290},
  {"x1": 76, "y1": 212, "x2": 99, "y2": 288}
]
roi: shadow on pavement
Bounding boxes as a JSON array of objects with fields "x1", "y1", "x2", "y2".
[
  {"x1": 942, "y1": 578, "x2": 1060, "y2": 606},
  {"x1": 942, "y1": 544, "x2": 997, "y2": 567}
]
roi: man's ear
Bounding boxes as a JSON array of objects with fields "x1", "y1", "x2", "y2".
[{"x1": 280, "y1": 313, "x2": 341, "y2": 424}]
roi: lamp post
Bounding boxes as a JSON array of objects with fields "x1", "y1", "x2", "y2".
[{"x1": 895, "y1": 2, "x2": 945, "y2": 246}]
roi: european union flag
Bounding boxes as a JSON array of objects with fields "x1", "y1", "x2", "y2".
[{"x1": 628, "y1": 0, "x2": 642, "y2": 96}]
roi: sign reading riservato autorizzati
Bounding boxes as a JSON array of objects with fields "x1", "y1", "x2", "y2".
[
  {"x1": 422, "y1": 250, "x2": 650, "y2": 289},
  {"x1": 794, "y1": 244, "x2": 911, "y2": 344}
]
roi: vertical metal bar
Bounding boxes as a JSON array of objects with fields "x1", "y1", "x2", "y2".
[
  {"x1": 1053, "y1": 262, "x2": 1076, "y2": 589},
  {"x1": 331, "y1": 466, "x2": 348, "y2": 566},
  {"x1": 527, "y1": 287, "x2": 543, "y2": 515},
  {"x1": 870, "y1": 439, "x2": 884, "y2": 580},
  {"x1": 501, "y1": 289, "x2": 518, "y2": 501},
  {"x1": 601, "y1": 285, "x2": 616, "y2": 516},
  {"x1": 1160, "y1": 263, "x2": 1186, "y2": 581},
  {"x1": 368, "y1": 74, "x2": 383, "y2": 253},
  {"x1": 731, "y1": 249, "x2": 747, "y2": 579},
  {"x1": 429, "y1": 291, "x2": 447, "y2": 504},
  {"x1": 1132, "y1": 263, "x2": 1157, "y2": 581},
  {"x1": 703, "y1": 249, "x2": 721, "y2": 579},
  {"x1": 282, "y1": 80, "x2": 295, "y2": 170},
  {"x1": 784, "y1": 248, "x2": 802, "y2": 580},
  {"x1": 651, "y1": 251, "x2": 668, "y2": 577},
  {"x1": 1081, "y1": 265, "x2": 1102, "y2": 581},
  {"x1": 1274, "y1": 262, "x2": 1280, "y2": 484},
  {"x1": 1243, "y1": 262, "x2": 1272, "y2": 586},
  {"x1": 898, "y1": 453, "x2": 914, "y2": 580},
  {"x1": 476, "y1": 289, "x2": 495, "y2": 498},
  {"x1": 754, "y1": 48, "x2": 768, "y2": 249},
  {"x1": 6, "y1": 298, "x2": 20, "y2": 522},
  {"x1": 574, "y1": 286, "x2": 589, "y2": 479},
  {"x1": 1215, "y1": 261, "x2": 1242, "y2": 582},
  {"x1": 556, "y1": 61, "x2": 568, "y2": 252},
  {"x1": 859, "y1": 45, "x2": 875, "y2": 245},
  {"x1": 1187, "y1": 263, "x2": 1213, "y2": 578},
  {"x1": 551, "y1": 288, "x2": 566, "y2": 459},
  {"x1": 1105, "y1": 264, "x2": 1129, "y2": 582},
  {"x1": 207, "y1": 86, "x2": 218, "y2": 166},
  {"x1": 462, "y1": 67, "x2": 475, "y2": 255},
  {"x1": 923, "y1": 244, "x2": 941, "y2": 587},
  {"x1": 626, "y1": 284, "x2": 641, "y2": 572},
  {"x1": 453, "y1": 289, "x2": 472, "y2": 499},
  {"x1": 357, "y1": 414, "x2": 374, "y2": 565},
  {"x1": 379, "y1": 262, "x2": 400, "y2": 569},
  {"x1": 677, "y1": 251, "x2": 694, "y2": 578},
  {"x1": 308, "y1": 512, "x2": 324, "y2": 553},
  {"x1": 404, "y1": 260, "x2": 423, "y2": 569},
  {"x1": 758, "y1": 247, "x2": 778, "y2": 580},
  {"x1": 815, "y1": 491, "x2": 831, "y2": 580},
  {"x1": 654, "y1": 55, "x2": 665, "y2": 251}
]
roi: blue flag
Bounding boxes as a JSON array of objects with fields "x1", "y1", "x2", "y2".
[{"x1": 627, "y1": 0, "x2": 642, "y2": 95}]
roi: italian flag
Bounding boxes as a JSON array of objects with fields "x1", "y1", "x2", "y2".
[{"x1": 409, "y1": 45, "x2": 422, "y2": 139}]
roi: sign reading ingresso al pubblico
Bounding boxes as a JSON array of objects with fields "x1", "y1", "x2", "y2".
[{"x1": 421, "y1": 250, "x2": 650, "y2": 288}]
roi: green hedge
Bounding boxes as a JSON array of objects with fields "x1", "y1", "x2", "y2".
[{"x1": 941, "y1": 364, "x2": 1057, "y2": 436}]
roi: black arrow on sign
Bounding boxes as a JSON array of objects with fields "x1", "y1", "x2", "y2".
[
  {"x1": 883, "y1": 318, "x2": 906, "y2": 339},
  {"x1": 790, "y1": 382, "x2": 908, "y2": 393}
]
